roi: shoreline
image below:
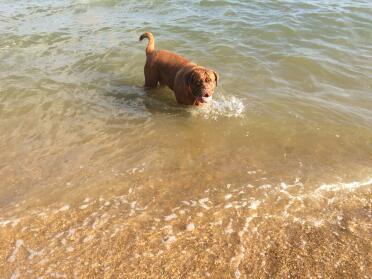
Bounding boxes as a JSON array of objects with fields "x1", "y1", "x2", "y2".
[{"x1": 1, "y1": 179, "x2": 370, "y2": 278}]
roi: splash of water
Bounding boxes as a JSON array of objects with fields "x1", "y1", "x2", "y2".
[{"x1": 190, "y1": 95, "x2": 245, "y2": 120}]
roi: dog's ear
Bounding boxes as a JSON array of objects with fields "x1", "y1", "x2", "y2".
[
  {"x1": 184, "y1": 70, "x2": 195, "y2": 88},
  {"x1": 213, "y1": 71, "x2": 219, "y2": 86}
]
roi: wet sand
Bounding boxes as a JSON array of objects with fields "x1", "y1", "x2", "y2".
[{"x1": 1, "y1": 177, "x2": 371, "y2": 278}]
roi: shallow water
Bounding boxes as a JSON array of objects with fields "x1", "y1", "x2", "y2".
[{"x1": 0, "y1": 0, "x2": 371, "y2": 277}]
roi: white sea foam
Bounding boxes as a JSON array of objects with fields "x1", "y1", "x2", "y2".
[
  {"x1": 79, "y1": 204, "x2": 89, "y2": 210},
  {"x1": 67, "y1": 228, "x2": 76, "y2": 237},
  {"x1": 191, "y1": 95, "x2": 245, "y2": 119},
  {"x1": 189, "y1": 200, "x2": 197, "y2": 207},
  {"x1": 315, "y1": 178, "x2": 372, "y2": 193},
  {"x1": 0, "y1": 218, "x2": 20, "y2": 228},
  {"x1": 57, "y1": 205, "x2": 70, "y2": 212},
  {"x1": 186, "y1": 223, "x2": 195, "y2": 232},
  {"x1": 27, "y1": 247, "x2": 43, "y2": 260},
  {"x1": 225, "y1": 219, "x2": 234, "y2": 234},
  {"x1": 225, "y1": 203, "x2": 233, "y2": 209},
  {"x1": 199, "y1": 198, "x2": 210, "y2": 210},
  {"x1": 10, "y1": 269, "x2": 20, "y2": 279},
  {"x1": 164, "y1": 213, "x2": 177, "y2": 221},
  {"x1": 66, "y1": 247, "x2": 74, "y2": 252},
  {"x1": 7, "y1": 240, "x2": 24, "y2": 263},
  {"x1": 181, "y1": 200, "x2": 190, "y2": 206},
  {"x1": 248, "y1": 200, "x2": 261, "y2": 210},
  {"x1": 49, "y1": 272, "x2": 67, "y2": 278},
  {"x1": 83, "y1": 235, "x2": 94, "y2": 243}
]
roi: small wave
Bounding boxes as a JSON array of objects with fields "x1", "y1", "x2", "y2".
[
  {"x1": 190, "y1": 95, "x2": 245, "y2": 120},
  {"x1": 315, "y1": 178, "x2": 372, "y2": 193}
]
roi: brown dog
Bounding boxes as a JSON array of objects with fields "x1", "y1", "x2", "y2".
[{"x1": 139, "y1": 32, "x2": 218, "y2": 106}]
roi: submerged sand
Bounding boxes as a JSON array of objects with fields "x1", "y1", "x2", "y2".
[{"x1": 1, "y1": 179, "x2": 371, "y2": 278}]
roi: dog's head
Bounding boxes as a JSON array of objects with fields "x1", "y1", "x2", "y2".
[{"x1": 185, "y1": 67, "x2": 219, "y2": 106}]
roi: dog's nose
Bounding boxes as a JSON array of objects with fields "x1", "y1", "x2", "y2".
[{"x1": 204, "y1": 93, "x2": 210, "y2": 97}]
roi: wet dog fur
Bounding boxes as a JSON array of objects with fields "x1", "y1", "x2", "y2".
[{"x1": 139, "y1": 32, "x2": 218, "y2": 106}]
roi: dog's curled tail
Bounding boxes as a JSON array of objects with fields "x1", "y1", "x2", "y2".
[{"x1": 139, "y1": 32, "x2": 155, "y2": 55}]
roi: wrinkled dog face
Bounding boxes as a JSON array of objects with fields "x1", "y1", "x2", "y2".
[{"x1": 185, "y1": 68, "x2": 218, "y2": 105}]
